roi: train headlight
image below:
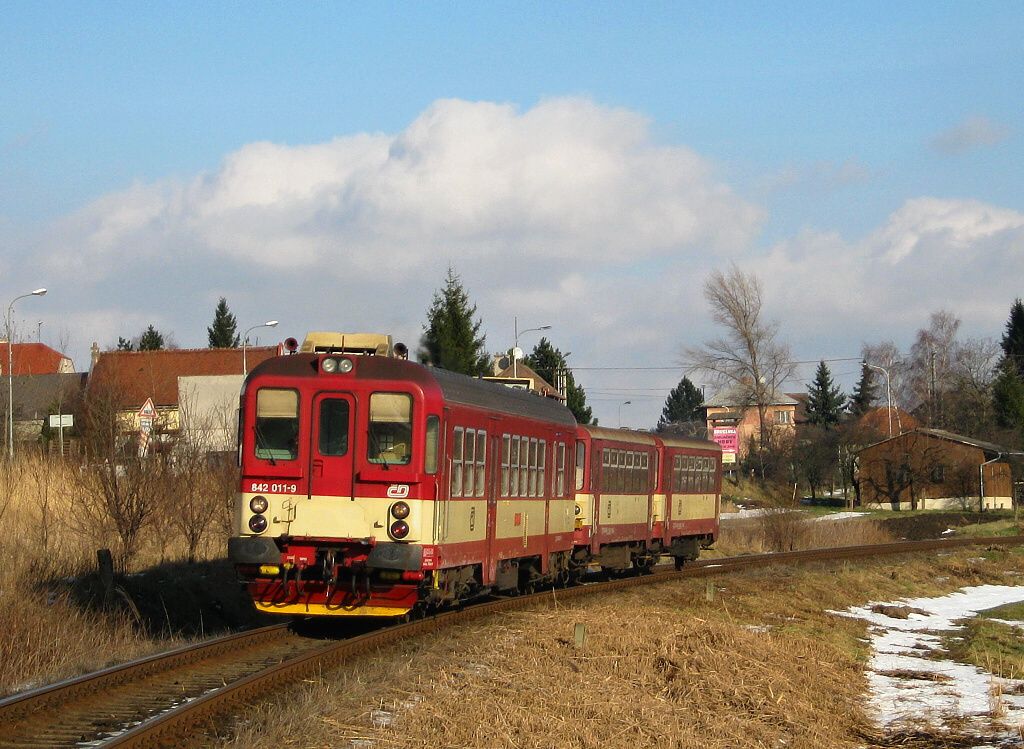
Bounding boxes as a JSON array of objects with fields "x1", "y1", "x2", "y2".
[
  {"x1": 248, "y1": 515, "x2": 268, "y2": 533},
  {"x1": 390, "y1": 501, "x2": 410, "y2": 519},
  {"x1": 574, "y1": 504, "x2": 581, "y2": 516},
  {"x1": 249, "y1": 495, "x2": 269, "y2": 514},
  {"x1": 389, "y1": 520, "x2": 410, "y2": 540},
  {"x1": 321, "y1": 357, "x2": 339, "y2": 373},
  {"x1": 337, "y1": 357, "x2": 354, "y2": 373}
]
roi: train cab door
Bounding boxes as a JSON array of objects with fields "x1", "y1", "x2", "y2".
[{"x1": 308, "y1": 392, "x2": 356, "y2": 499}]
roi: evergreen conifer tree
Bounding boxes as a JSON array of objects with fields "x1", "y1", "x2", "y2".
[
  {"x1": 805, "y1": 360, "x2": 845, "y2": 427},
  {"x1": 1001, "y1": 298, "x2": 1024, "y2": 378},
  {"x1": 418, "y1": 268, "x2": 491, "y2": 376},
  {"x1": 657, "y1": 377, "x2": 704, "y2": 431},
  {"x1": 993, "y1": 362, "x2": 1024, "y2": 432},
  {"x1": 525, "y1": 337, "x2": 594, "y2": 424},
  {"x1": 116, "y1": 337, "x2": 133, "y2": 351},
  {"x1": 138, "y1": 325, "x2": 165, "y2": 351},
  {"x1": 848, "y1": 362, "x2": 876, "y2": 417},
  {"x1": 208, "y1": 297, "x2": 240, "y2": 348}
]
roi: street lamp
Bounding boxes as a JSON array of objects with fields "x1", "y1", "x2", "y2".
[
  {"x1": 863, "y1": 361, "x2": 901, "y2": 438},
  {"x1": 7, "y1": 288, "x2": 47, "y2": 459},
  {"x1": 512, "y1": 317, "x2": 551, "y2": 378},
  {"x1": 618, "y1": 400, "x2": 632, "y2": 428},
  {"x1": 242, "y1": 320, "x2": 279, "y2": 375}
]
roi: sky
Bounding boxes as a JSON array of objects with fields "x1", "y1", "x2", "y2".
[{"x1": 2, "y1": 2, "x2": 1023, "y2": 428}]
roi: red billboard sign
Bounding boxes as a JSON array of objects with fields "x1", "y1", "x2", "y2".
[{"x1": 712, "y1": 426, "x2": 738, "y2": 464}]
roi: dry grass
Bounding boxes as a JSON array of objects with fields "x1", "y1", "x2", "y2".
[
  {"x1": 0, "y1": 454, "x2": 229, "y2": 695},
  {"x1": 714, "y1": 514, "x2": 896, "y2": 557},
  {"x1": 220, "y1": 547, "x2": 1024, "y2": 749}
]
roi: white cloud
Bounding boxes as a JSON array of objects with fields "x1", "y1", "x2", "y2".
[
  {"x1": 754, "y1": 197, "x2": 1024, "y2": 341},
  {"x1": 930, "y1": 116, "x2": 1011, "y2": 154},
  {"x1": 42, "y1": 97, "x2": 762, "y2": 283},
  {"x1": 22, "y1": 98, "x2": 1024, "y2": 427}
]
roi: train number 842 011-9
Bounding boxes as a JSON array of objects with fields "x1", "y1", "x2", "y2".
[{"x1": 248, "y1": 482, "x2": 298, "y2": 494}]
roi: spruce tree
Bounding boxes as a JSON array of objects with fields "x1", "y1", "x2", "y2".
[
  {"x1": 208, "y1": 297, "x2": 240, "y2": 348},
  {"x1": 1001, "y1": 298, "x2": 1024, "y2": 378},
  {"x1": 805, "y1": 360, "x2": 845, "y2": 427},
  {"x1": 993, "y1": 362, "x2": 1024, "y2": 432},
  {"x1": 657, "y1": 377, "x2": 704, "y2": 431},
  {"x1": 525, "y1": 337, "x2": 593, "y2": 424},
  {"x1": 848, "y1": 362, "x2": 876, "y2": 417},
  {"x1": 137, "y1": 325, "x2": 165, "y2": 351},
  {"x1": 418, "y1": 268, "x2": 491, "y2": 376},
  {"x1": 116, "y1": 337, "x2": 134, "y2": 351}
]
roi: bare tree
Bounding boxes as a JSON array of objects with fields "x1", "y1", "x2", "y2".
[
  {"x1": 687, "y1": 264, "x2": 795, "y2": 476},
  {"x1": 862, "y1": 340, "x2": 910, "y2": 412},
  {"x1": 908, "y1": 310, "x2": 961, "y2": 426},
  {"x1": 77, "y1": 374, "x2": 164, "y2": 572}
]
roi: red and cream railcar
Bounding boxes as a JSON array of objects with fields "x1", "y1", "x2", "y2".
[
  {"x1": 572, "y1": 426, "x2": 721, "y2": 572},
  {"x1": 658, "y1": 435, "x2": 721, "y2": 568},
  {"x1": 228, "y1": 347, "x2": 578, "y2": 618}
]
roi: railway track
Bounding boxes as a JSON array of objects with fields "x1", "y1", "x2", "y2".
[{"x1": 1, "y1": 535, "x2": 1020, "y2": 748}]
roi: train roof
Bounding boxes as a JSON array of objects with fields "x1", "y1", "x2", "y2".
[
  {"x1": 580, "y1": 424, "x2": 721, "y2": 452},
  {"x1": 248, "y1": 354, "x2": 577, "y2": 427}
]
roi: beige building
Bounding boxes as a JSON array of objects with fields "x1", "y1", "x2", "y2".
[{"x1": 702, "y1": 385, "x2": 799, "y2": 463}]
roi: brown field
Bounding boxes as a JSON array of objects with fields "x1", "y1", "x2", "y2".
[
  {"x1": 0, "y1": 454, "x2": 233, "y2": 695},
  {"x1": 220, "y1": 547, "x2": 1024, "y2": 749}
]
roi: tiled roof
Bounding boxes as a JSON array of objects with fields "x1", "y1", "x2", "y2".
[
  {"x1": 11, "y1": 373, "x2": 86, "y2": 420},
  {"x1": 0, "y1": 342, "x2": 73, "y2": 374},
  {"x1": 855, "y1": 406, "x2": 920, "y2": 435},
  {"x1": 704, "y1": 384, "x2": 798, "y2": 408},
  {"x1": 88, "y1": 347, "x2": 280, "y2": 409}
]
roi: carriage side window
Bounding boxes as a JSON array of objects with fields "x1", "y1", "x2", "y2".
[
  {"x1": 626, "y1": 452, "x2": 636, "y2": 493},
  {"x1": 519, "y1": 437, "x2": 529, "y2": 497},
  {"x1": 556, "y1": 442, "x2": 566, "y2": 496},
  {"x1": 451, "y1": 428, "x2": 464, "y2": 497},
  {"x1": 501, "y1": 435, "x2": 511, "y2": 497},
  {"x1": 318, "y1": 398, "x2": 350, "y2": 456},
  {"x1": 367, "y1": 393, "x2": 412, "y2": 465},
  {"x1": 575, "y1": 441, "x2": 586, "y2": 491},
  {"x1": 528, "y1": 438, "x2": 536, "y2": 497},
  {"x1": 538, "y1": 439, "x2": 547, "y2": 497},
  {"x1": 510, "y1": 436, "x2": 521, "y2": 496},
  {"x1": 424, "y1": 415, "x2": 440, "y2": 474},
  {"x1": 255, "y1": 388, "x2": 299, "y2": 460},
  {"x1": 641, "y1": 453, "x2": 650, "y2": 492},
  {"x1": 672, "y1": 455, "x2": 681, "y2": 493},
  {"x1": 475, "y1": 430, "x2": 487, "y2": 497},
  {"x1": 463, "y1": 429, "x2": 476, "y2": 497}
]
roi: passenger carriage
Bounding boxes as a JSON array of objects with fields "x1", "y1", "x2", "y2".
[{"x1": 572, "y1": 426, "x2": 721, "y2": 572}]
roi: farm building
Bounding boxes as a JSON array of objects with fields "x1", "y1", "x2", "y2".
[{"x1": 857, "y1": 428, "x2": 1016, "y2": 511}]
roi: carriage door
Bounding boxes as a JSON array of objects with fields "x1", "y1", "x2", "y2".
[
  {"x1": 308, "y1": 392, "x2": 355, "y2": 499},
  {"x1": 485, "y1": 427, "x2": 501, "y2": 584}
]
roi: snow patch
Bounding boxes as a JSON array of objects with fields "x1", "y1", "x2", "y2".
[{"x1": 832, "y1": 585, "x2": 1024, "y2": 741}]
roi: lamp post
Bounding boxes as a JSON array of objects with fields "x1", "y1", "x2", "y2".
[
  {"x1": 512, "y1": 317, "x2": 551, "y2": 378},
  {"x1": 863, "y1": 362, "x2": 899, "y2": 438},
  {"x1": 618, "y1": 400, "x2": 632, "y2": 428},
  {"x1": 242, "y1": 320, "x2": 279, "y2": 375},
  {"x1": 7, "y1": 288, "x2": 47, "y2": 459}
]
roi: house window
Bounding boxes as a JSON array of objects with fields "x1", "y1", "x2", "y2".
[
  {"x1": 775, "y1": 410, "x2": 792, "y2": 425},
  {"x1": 931, "y1": 464, "x2": 945, "y2": 483}
]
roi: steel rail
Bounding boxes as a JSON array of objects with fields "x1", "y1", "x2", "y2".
[{"x1": 3, "y1": 535, "x2": 1022, "y2": 747}]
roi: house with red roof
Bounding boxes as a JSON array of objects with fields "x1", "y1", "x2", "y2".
[
  {"x1": 87, "y1": 346, "x2": 281, "y2": 449},
  {"x1": 0, "y1": 342, "x2": 74, "y2": 375}
]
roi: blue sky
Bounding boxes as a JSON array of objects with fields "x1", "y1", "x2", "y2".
[{"x1": 2, "y1": 2, "x2": 1022, "y2": 426}]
